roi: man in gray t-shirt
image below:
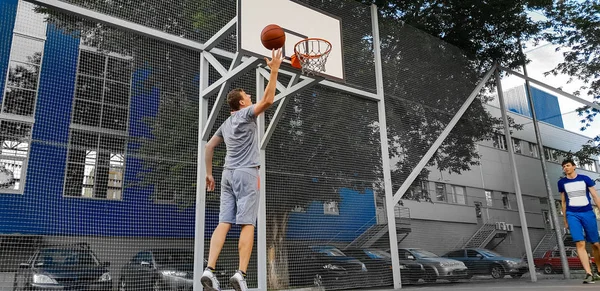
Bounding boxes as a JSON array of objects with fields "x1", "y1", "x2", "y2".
[{"x1": 201, "y1": 49, "x2": 282, "y2": 291}]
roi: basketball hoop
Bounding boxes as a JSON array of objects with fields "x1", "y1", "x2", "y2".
[{"x1": 293, "y1": 38, "x2": 332, "y2": 76}]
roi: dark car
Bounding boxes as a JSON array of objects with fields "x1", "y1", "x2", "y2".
[
  {"x1": 288, "y1": 245, "x2": 369, "y2": 290},
  {"x1": 119, "y1": 248, "x2": 230, "y2": 291},
  {"x1": 342, "y1": 248, "x2": 425, "y2": 285},
  {"x1": 399, "y1": 248, "x2": 470, "y2": 283},
  {"x1": 13, "y1": 243, "x2": 112, "y2": 290},
  {"x1": 442, "y1": 248, "x2": 528, "y2": 279}
]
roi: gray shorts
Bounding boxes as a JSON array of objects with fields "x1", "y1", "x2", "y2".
[{"x1": 219, "y1": 167, "x2": 260, "y2": 226}]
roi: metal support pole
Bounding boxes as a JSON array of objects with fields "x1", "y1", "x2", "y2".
[
  {"x1": 494, "y1": 67, "x2": 537, "y2": 282},
  {"x1": 371, "y1": 4, "x2": 402, "y2": 289},
  {"x1": 256, "y1": 68, "x2": 267, "y2": 291},
  {"x1": 518, "y1": 43, "x2": 570, "y2": 278},
  {"x1": 194, "y1": 52, "x2": 210, "y2": 291}
]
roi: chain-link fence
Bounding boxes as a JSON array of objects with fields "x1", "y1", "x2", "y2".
[{"x1": 0, "y1": 0, "x2": 598, "y2": 290}]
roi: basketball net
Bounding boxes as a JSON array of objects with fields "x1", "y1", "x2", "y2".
[{"x1": 293, "y1": 38, "x2": 332, "y2": 76}]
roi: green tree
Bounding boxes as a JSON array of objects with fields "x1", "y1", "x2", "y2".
[
  {"x1": 543, "y1": 0, "x2": 600, "y2": 156},
  {"x1": 364, "y1": 0, "x2": 551, "y2": 73}
]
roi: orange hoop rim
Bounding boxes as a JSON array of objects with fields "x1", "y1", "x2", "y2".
[{"x1": 293, "y1": 38, "x2": 332, "y2": 59}]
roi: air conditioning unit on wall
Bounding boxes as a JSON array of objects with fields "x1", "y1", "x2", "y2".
[
  {"x1": 496, "y1": 222, "x2": 507, "y2": 231},
  {"x1": 506, "y1": 224, "x2": 514, "y2": 231}
]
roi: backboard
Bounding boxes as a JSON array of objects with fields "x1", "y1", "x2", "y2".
[{"x1": 238, "y1": 0, "x2": 344, "y2": 81}]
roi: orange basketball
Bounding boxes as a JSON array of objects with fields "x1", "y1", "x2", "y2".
[{"x1": 260, "y1": 24, "x2": 286, "y2": 50}]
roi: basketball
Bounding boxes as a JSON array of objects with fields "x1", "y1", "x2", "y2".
[{"x1": 260, "y1": 24, "x2": 285, "y2": 50}]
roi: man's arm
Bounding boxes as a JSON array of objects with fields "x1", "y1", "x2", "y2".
[
  {"x1": 590, "y1": 186, "x2": 600, "y2": 211},
  {"x1": 205, "y1": 135, "x2": 223, "y2": 191},
  {"x1": 561, "y1": 192, "x2": 568, "y2": 228},
  {"x1": 254, "y1": 49, "x2": 283, "y2": 116}
]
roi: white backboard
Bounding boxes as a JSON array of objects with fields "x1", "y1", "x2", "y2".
[{"x1": 238, "y1": 0, "x2": 344, "y2": 81}]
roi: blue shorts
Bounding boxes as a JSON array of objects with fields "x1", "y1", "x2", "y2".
[
  {"x1": 566, "y1": 210, "x2": 599, "y2": 243},
  {"x1": 219, "y1": 167, "x2": 260, "y2": 226}
]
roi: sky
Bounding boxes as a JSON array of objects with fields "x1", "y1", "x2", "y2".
[{"x1": 501, "y1": 12, "x2": 600, "y2": 140}]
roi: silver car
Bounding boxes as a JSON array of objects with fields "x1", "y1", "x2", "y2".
[
  {"x1": 118, "y1": 249, "x2": 229, "y2": 291},
  {"x1": 399, "y1": 248, "x2": 470, "y2": 283}
]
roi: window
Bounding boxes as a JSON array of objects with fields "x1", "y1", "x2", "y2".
[
  {"x1": 133, "y1": 251, "x2": 153, "y2": 265},
  {"x1": 435, "y1": 183, "x2": 446, "y2": 202},
  {"x1": 64, "y1": 131, "x2": 126, "y2": 199},
  {"x1": 398, "y1": 250, "x2": 412, "y2": 260},
  {"x1": 485, "y1": 190, "x2": 493, "y2": 207},
  {"x1": 492, "y1": 134, "x2": 507, "y2": 150},
  {"x1": 528, "y1": 142, "x2": 539, "y2": 157},
  {"x1": 64, "y1": 48, "x2": 131, "y2": 200},
  {"x1": 445, "y1": 250, "x2": 464, "y2": 258},
  {"x1": 291, "y1": 205, "x2": 306, "y2": 213},
  {"x1": 466, "y1": 250, "x2": 480, "y2": 258},
  {"x1": 542, "y1": 210, "x2": 553, "y2": 229},
  {"x1": 449, "y1": 185, "x2": 466, "y2": 205},
  {"x1": 419, "y1": 181, "x2": 430, "y2": 201},
  {"x1": 407, "y1": 180, "x2": 430, "y2": 201},
  {"x1": 512, "y1": 138, "x2": 522, "y2": 154},
  {"x1": 539, "y1": 197, "x2": 548, "y2": 205},
  {"x1": 323, "y1": 201, "x2": 339, "y2": 215},
  {"x1": 474, "y1": 201, "x2": 482, "y2": 218},
  {"x1": 502, "y1": 192, "x2": 511, "y2": 209},
  {"x1": 544, "y1": 147, "x2": 567, "y2": 163},
  {"x1": 579, "y1": 160, "x2": 598, "y2": 172},
  {"x1": 543, "y1": 147, "x2": 553, "y2": 161},
  {"x1": 0, "y1": 121, "x2": 32, "y2": 193},
  {"x1": 555, "y1": 200, "x2": 563, "y2": 216},
  {"x1": 0, "y1": 1, "x2": 47, "y2": 193}
]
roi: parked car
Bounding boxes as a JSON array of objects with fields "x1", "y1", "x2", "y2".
[
  {"x1": 13, "y1": 242, "x2": 112, "y2": 291},
  {"x1": 287, "y1": 245, "x2": 369, "y2": 290},
  {"x1": 442, "y1": 248, "x2": 528, "y2": 279},
  {"x1": 119, "y1": 248, "x2": 230, "y2": 291},
  {"x1": 533, "y1": 248, "x2": 596, "y2": 274},
  {"x1": 399, "y1": 248, "x2": 470, "y2": 283},
  {"x1": 343, "y1": 248, "x2": 425, "y2": 285}
]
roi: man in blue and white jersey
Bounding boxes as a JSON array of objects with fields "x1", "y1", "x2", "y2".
[{"x1": 559, "y1": 159, "x2": 600, "y2": 283}]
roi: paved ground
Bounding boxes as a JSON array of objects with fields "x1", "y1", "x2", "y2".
[
  {"x1": 406, "y1": 279, "x2": 598, "y2": 290},
  {"x1": 355, "y1": 271, "x2": 597, "y2": 291},
  {"x1": 0, "y1": 271, "x2": 596, "y2": 291},
  {"x1": 403, "y1": 280, "x2": 598, "y2": 290},
  {"x1": 364, "y1": 277, "x2": 598, "y2": 291}
]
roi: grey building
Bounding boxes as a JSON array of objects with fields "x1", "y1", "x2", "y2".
[{"x1": 388, "y1": 93, "x2": 599, "y2": 259}]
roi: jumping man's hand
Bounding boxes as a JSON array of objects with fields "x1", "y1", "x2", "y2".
[{"x1": 265, "y1": 48, "x2": 283, "y2": 70}]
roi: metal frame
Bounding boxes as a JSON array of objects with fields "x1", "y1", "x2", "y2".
[
  {"x1": 256, "y1": 69, "x2": 267, "y2": 291},
  {"x1": 193, "y1": 52, "x2": 210, "y2": 291},
  {"x1": 517, "y1": 43, "x2": 570, "y2": 278},
  {"x1": 370, "y1": 4, "x2": 402, "y2": 288},
  {"x1": 494, "y1": 68, "x2": 536, "y2": 282}
]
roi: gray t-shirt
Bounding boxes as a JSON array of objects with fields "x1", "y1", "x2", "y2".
[{"x1": 215, "y1": 105, "x2": 260, "y2": 169}]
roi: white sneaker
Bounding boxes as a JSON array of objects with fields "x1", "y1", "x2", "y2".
[
  {"x1": 201, "y1": 268, "x2": 221, "y2": 291},
  {"x1": 229, "y1": 271, "x2": 248, "y2": 291}
]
